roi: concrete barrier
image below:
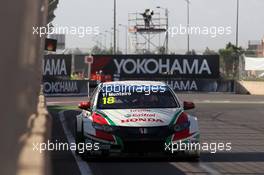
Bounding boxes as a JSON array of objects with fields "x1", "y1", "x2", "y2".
[
  {"x1": 236, "y1": 81, "x2": 264, "y2": 95},
  {"x1": 17, "y1": 94, "x2": 51, "y2": 175},
  {"x1": 0, "y1": 0, "x2": 50, "y2": 175}
]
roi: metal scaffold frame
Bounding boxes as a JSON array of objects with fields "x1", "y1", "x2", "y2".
[{"x1": 128, "y1": 9, "x2": 168, "y2": 54}]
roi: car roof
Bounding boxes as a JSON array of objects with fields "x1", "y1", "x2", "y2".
[{"x1": 101, "y1": 80, "x2": 167, "y2": 86}]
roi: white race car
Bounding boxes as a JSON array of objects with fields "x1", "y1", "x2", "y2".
[{"x1": 75, "y1": 81, "x2": 200, "y2": 160}]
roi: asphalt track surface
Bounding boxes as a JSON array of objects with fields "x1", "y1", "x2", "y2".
[{"x1": 47, "y1": 93, "x2": 264, "y2": 175}]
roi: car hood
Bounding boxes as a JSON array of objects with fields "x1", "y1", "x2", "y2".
[{"x1": 96, "y1": 108, "x2": 182, "y2": 127}]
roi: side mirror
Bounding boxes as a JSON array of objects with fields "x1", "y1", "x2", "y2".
[
  {"x1": 78, "y1": 101, "x2": 91, "y2": 110},
  {"x1": 183, "y1": 101, "x2": 195, "y2": 110}
]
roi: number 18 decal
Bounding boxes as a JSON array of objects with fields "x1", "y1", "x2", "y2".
[{"x1": 102, "y1": 97, "x2": 115, "y2": 104}]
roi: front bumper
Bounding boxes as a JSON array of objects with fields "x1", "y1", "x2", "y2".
[{"x1": 83, "y1": 126, "x2": 200, "y2": 154}]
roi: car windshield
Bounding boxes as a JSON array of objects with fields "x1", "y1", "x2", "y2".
[{"x1": 96, "y1": 84, "x2": 179, "y2": 109}]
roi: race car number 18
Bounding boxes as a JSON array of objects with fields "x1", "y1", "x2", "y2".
[{"x1": 102, "y1": 97, "x2": 115, "y2": 104}]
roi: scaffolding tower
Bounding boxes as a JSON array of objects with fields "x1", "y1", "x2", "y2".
[{"x1": 128, "y1": 9, "x2": 168, "y2": 54}]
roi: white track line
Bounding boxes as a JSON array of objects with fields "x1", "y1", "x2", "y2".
[
  {"x1": 199, "y1": 163, "x2": 221, "y2": 175},
  {"x1": 59, "y1": 111, "x2": 93, "y2": 175},
  {"x1": 171, "y1": 162, "x2": 221, "y2": 175}
]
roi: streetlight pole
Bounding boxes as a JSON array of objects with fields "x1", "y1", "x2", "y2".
[
  {"x1": 165, "y1": 8, "x2": 169, "y2": 54},
  {"x1": 117, "y1": 28, "x2": 120, "y2": 53},
  {"x1": 156, "y1": 6, "x2": 169, "y2": 54},
  {"x1": 235, "y1": 0, "x2": 240, "y2": 80},
  {"x1": 187, "y1": 1, "x2": 190, "y2": 53},
  {"x1": 113, "y1": 0, "x2": 117, "y2": 54},
  {"x1": 236, "y1": 0, "x2": 239, "y2": 48},
  {"x1": 119, "y1": 24, "x2": 128, "y2": 54},
  {"x1": 186, "y1": 0, "x2": 190, "y2": 54}
]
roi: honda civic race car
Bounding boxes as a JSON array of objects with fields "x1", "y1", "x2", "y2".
[{"x1": 75, "y1": 81, "x2": 200, "y2": 159}]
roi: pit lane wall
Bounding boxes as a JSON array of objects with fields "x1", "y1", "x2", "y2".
[
  {"x1": 0, "y1": 0, "x2": 50, "y2": 175},
  {"x1": 43, "y1": 54, "x2": 235, "y2": 96},
  {"x1": 235, "y1": 81, "x2": 264, "y2": 95}
]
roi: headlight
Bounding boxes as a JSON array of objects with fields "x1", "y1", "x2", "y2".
[{"x1": 92, "y1": 122, "x2": 114, "y2": 132}]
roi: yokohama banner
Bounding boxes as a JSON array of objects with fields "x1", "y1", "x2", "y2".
[
  {"x1": 42, "y1": 54, "x2": 72, "y2": 80},
  {"x1": 43, "y1": 79, "x2": 234, "y2": 96},
  {"x1": 43, "y1": 80, "x2": 85, "y2": 95},
  {"x1": 89, "y1": 55, "x2": 219, "y2": 79},
  {"x1": 166, "y1": 79, "x2": 234, "y2": 92}
]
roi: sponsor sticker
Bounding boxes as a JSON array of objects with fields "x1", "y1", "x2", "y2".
[{"x1": 121, "y1": 118, "x2": 164, "y2": 123}]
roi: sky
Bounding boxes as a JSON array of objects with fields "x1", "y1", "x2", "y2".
[{"x1": 53, "y1": 0, "x2": 264, "y2": 53}]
